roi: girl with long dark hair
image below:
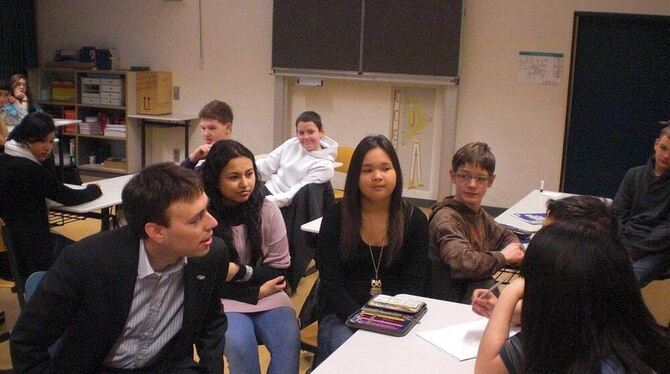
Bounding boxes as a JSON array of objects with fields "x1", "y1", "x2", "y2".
[
  {"x1": 314, "y1": 134, "x2": 429, "y2": 365},
  {"x1": 202, "y1": 139, "x2": 300, "y2": 374},
  {"x1": 476, "y1": 220, "x2": 670, "y2": 374}
]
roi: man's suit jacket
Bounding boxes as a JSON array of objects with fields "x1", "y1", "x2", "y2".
[{"x1": 10, "y1": 226, "x2": 229, "y2": 374}]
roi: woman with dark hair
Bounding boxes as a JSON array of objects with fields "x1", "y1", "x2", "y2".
[
  {"x1": 0, "y1": 74, "x2": 42, "y2": 128},
  {"x1": 476, "y1": 220, "x2": 670, "y2": 374},
  {"x1": 201, "y1": 139, "x2": 300, "y2": 374},
  {"x1": 314, "y1": 134, "x2": 430, "y2": 365},
  {"x1": 0, "y1": 112, "x2": 101, "y2": 281}
]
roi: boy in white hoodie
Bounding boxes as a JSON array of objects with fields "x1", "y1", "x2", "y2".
[{"x1": 257, "y1": 111, "x2": 338, "y2": 208}]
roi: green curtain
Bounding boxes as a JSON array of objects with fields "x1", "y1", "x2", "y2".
[{"x1": 0, "y1": 0, "x2": 38, "y2": 88}]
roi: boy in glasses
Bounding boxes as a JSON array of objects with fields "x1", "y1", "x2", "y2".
[{"x1": 428, "y1": 142, "x2": 525, "y2": 303}]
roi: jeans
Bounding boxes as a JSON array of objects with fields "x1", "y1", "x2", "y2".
[
  {"x1": 632, "y1": 250, "x2": 670, "y2": 287},
  {"x1": 313, "y1": 313, "x2": 355, "y2": 368},
  {"x1": 224, "y1": 306, "x2": 300, "y2": 374}
]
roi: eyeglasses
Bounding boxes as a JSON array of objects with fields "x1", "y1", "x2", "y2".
[{"x1": 454, "y1": 173, "x2": 490, "y2": 184}]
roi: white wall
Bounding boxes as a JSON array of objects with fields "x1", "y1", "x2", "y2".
[
  {"x1": 36, "y1": 0, "x2": 276, "y2": 161},
  {"x1": 36, "y1": 0, "x2": 670, "y2": 206},
  {"x1": 457, "y1": 0, "x2": 670, "y2": 207}
]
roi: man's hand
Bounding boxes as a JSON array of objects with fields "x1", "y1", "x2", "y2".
[
  {"x1": 189, "y1": 144, "x2": 212, "y2": 163},
  {"x1": 259, "y1": 276, "x2": 286, "y2": 298},
  {"x1": 471, "y1": 288, "x2": 499, "y2": 318},
  {"x1": 501, "y1": 242, "x2": 525, "y2": 265}
]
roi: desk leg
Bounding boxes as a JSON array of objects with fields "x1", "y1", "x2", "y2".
[
  {"x1": 101, "y1": 207, "x2": 111, "y2": 231},
  {"x1": 141, "y1": 119, "x2": 146, "y2": 168},
  {"x1": 57, "y1": 127, "x2": 65, "y2": 180},
  {"x1": 184, "y1": 123, "x2": 189, "y2": 157}
]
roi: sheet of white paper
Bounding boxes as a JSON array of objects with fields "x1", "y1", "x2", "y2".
[
  {"x1": 417, "y1": 319, "x2": 521, "y2": 361},
  {"x1": 540, "y1": 191, "x2": 564, "y2": 198}
]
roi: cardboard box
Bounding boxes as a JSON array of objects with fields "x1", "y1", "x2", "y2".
[{"x1": 136, "y1": 71, "x2": 172, "y2": 114}]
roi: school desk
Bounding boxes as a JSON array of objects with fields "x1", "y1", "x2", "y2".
[{"x1": 48, "y1": 173, "x2": 134, "y2": 231}]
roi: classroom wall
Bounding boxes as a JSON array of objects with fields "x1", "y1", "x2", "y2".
[
  {"x1": 36, "y1": 0, "x2": 276, "y2": 162},
  {"x1": 35, "y1": 0, "x2": 670, "y2": 207}
]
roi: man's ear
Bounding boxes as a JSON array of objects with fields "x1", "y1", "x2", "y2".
[
  {"x1": 449, "y1": 169, "x2": 456, "y2": 182},
  {"x1": 145, "y1": 222, "x2": 166, "y2": 243},
  {"x1": 488, "y1": 174, "x2": 496, "y2": 187}
]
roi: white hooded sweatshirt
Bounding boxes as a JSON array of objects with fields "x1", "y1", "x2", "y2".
[{"x1": 256, "y1": 135, "x2": 338, "y2": 207}]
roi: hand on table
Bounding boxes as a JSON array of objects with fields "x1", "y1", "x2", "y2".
[{"x1": 501, "y1": 242, "x2": 525, "y2": 265}]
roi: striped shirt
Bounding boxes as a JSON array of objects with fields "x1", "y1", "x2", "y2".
[{"x1": 103, "y1": 240, "x2": 188, "y2": 369}]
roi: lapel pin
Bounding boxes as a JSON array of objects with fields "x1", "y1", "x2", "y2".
[{"x1": 197, "y1": 274, "x2": 206, "y2": 280}]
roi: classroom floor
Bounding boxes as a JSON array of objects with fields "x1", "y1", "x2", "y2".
[{"x1": 0, "y1": 217, "x2": 668, "y2": 373}]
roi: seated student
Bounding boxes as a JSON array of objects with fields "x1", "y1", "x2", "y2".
[
  {"x1": 0, "y1": 112, "x2": 101, "y2": 281},
  {"x1": 256, "y1": 110, "x2": 338, "y2": 208},
  {"x1": 202, "y1": 139, "x2": 300, "y2": 374},
  {"x1": 315, "y1": 135, "x2": 429, "y2": 366},
  {"x1": 10, "y1": 163, "x2": 232, "y2": 373},
  {"x1": 181, "y1": 100, "x2": 233, "y2": 170},
  {"x1": 613, "y1": 124, "x2": 670, "y2": 287},
  {"x1": 0, "y1": 74, "x2": 43, "y2": 128},
  {"x1": 475, "y1": 220, "x2": 670, "y2": 374},
  {"x1": 472, "y1": 195, "x2": 618, "y2": 325},
  {"x1": 428, "y1": 142, "x2": 525, "y2": 304}
]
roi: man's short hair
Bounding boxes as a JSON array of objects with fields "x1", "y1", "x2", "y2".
[
  {"x1": 659, "y1": 124, "x2": 670, "y2": 139},
  {"x1": 451, "y1": 142, "x2": 496, "y2": 175},
  {"x1": 198, "y1": 100, "x2": 233, "y2": 125},
  {"x1": 546, "y1": 195, "x2": 617, "y2": 234},
  {"x1": 122, "y1": 163, "x2": 204, "y2": 238}
]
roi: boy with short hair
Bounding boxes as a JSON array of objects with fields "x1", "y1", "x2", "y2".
[
  {"x1": 429, "y1": 142, "x2": 525, "y2": 303},
  {"x1": 181, "y1": 100, "x2": 233, "y2": 169}
]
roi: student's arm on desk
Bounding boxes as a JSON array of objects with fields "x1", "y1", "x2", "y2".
[
  {"x1": 41, "y1": 166, "x2": 101, "y2": 206},
  {"x1": 475, "y1": 278, "x2": 525, "y2": 374},
  {"x1": 430, "y1": 212, "x2": 508, "y2": 279}
]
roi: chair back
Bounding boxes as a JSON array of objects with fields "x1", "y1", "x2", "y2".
[
  {"x1": 0, "y1": 221, "x2": 26, "y2": 308},
  {"x1": 24, "y1": 271, "x2": 46, "y2": 302},
  {"x1": 298, "y1": 277, "x2": 320, "y2": 354},
  {"x1": 332, "y1": 146, "x2": 354, "y2": 197}
]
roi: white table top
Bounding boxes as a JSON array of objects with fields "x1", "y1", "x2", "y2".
[
  {"x1": 48, "y1": 174, "x2": 134, "y2": 213},
  {"x1": 127, "y1": 113, "x2": 197, "y2": 122},
  {"x1": 313, "y1": 295, "x2": 482, "y2": 374},
  {"x1": 54, "y1": 118, "x2": 81, "y2": 127},
  {"x1": 494, "y1": 189, "x2": 572, "y2": 232},
  {"x1": 301, "y1": 217, "x2": 322, "y2": 234}
]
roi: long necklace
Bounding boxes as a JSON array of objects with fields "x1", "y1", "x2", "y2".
[{"x1": 368, "y1": 244, "x2": 385, "y2": 296}]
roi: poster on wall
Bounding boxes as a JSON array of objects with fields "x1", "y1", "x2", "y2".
[
  {"x1": 390, "y1": 87, "x2": 440, "y2": 200},
  {"x1": 518, "y1": 51, "x2": 563, "y2": 85}
]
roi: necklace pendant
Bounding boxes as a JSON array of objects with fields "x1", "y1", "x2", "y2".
[{"x1": 370, "y1": 278, "x2": 382, "y2": 296}]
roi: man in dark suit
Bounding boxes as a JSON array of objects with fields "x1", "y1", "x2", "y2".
[{"x1": 10, "y1": 163, "x2": 232, "y2": 373}]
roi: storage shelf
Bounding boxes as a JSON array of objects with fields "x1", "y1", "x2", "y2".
[
  {"x1": 78, "y1": 163, "x2": 127, "y2": 174},
  {"x1": 77, "y1": 103, "x2": 126, "y2": 110},
  {"x1": 28, "y1": 67, "x2": 140, "y2": 176},
  {"x1": 77, "y1": 134, "x2": 126, "y2": 141},
  {"x1": 37, "y1": 100, "x2": 77, "y2": 106}
]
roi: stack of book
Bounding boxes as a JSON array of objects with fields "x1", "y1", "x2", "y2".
[
  {"x1": 79, "y1": 116, "x2": 102, "y2": 136},
  {"x1": 104, "y1": 124, "x2": 126, "y2": 138}
]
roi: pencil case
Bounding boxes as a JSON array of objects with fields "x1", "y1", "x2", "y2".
[{"x1": 345, "y1": 295, "x2": 427, "y2": 337}]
